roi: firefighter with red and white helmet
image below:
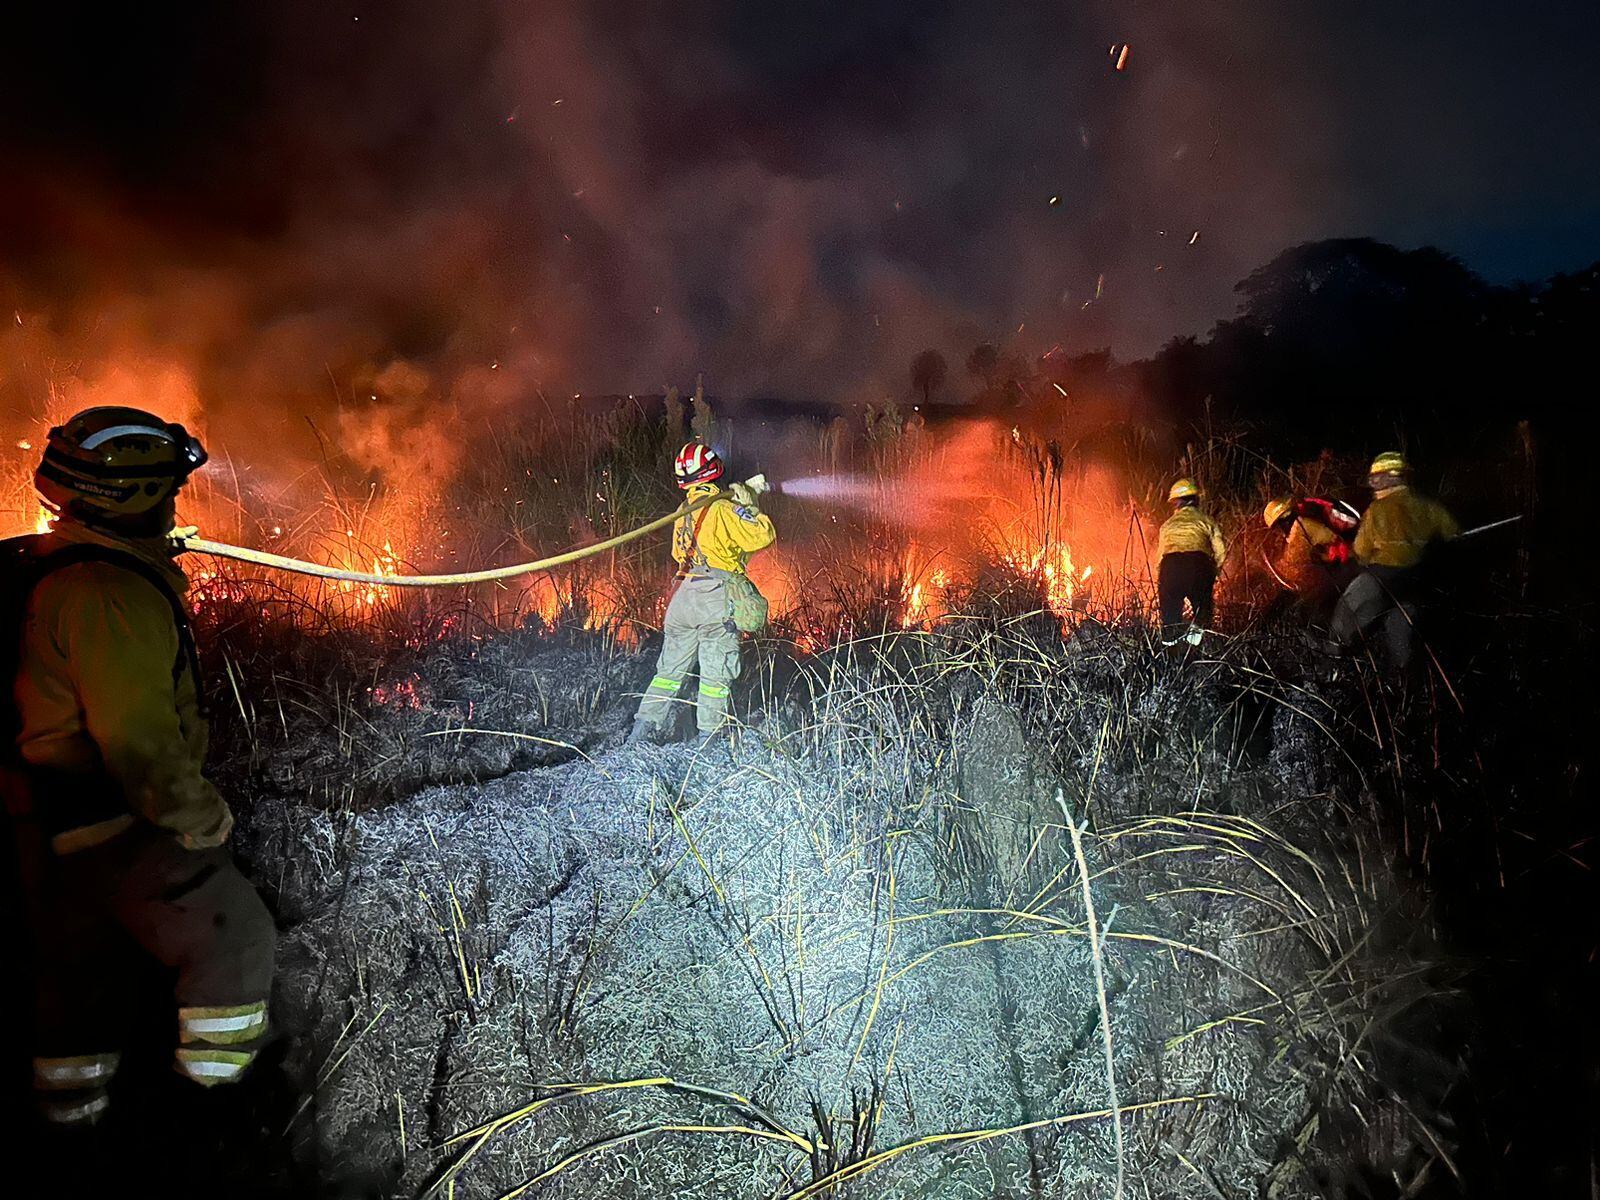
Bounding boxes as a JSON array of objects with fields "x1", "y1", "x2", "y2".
[
  {"x1": 2, "y1": 408, "x2": 275, "y2": 1170},
  {"x1": 1263, "y1": 495, "x2": 1361, "y2": 621},
  {"x1": 628, "y1": 442, "x2": 775, "y2": 745}
]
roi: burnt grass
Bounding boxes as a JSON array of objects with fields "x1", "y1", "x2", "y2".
[{"x1": 169, "y1": 583, "x2": 1598, "y2": 1200}]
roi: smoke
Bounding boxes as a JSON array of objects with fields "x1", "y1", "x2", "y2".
[{"x1": 3, "y1": 0, "x2": 1596, "y2": 528}]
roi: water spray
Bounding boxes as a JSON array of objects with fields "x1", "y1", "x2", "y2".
[
  {"x1": 170, "y1": 479, "x2": 764, "y2": 587},
  {"x1": 770, "y1": 473, "x2": 878, "y2": 504}
]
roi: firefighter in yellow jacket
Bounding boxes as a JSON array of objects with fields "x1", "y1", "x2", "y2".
[
  {"x1": 1156, "y1": 479, "x2": 1227, "y2": 646},
  {"x1": 629, "y1": 442, "x2": 775, "y2": 745},
  {"x1": 3, "y1": 408, "x2": 274, "y2": 1138},
  {"x1": 1262, "y1": 496, "x2": 1361, "y2": 624},
  {"x1": 1329, "y1": 451, "x2": 1459, "y2": 667}
]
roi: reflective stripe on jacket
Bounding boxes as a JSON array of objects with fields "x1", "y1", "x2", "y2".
[
  {"x1": 673, "y1": 482, "x2": 776, "y2": 574},
  {"x1": 13, "y1": 521, "x2": 228, "y2": 850},
  {"x1": 1353, "y1": 487, "x2": 1459, "y2": 569},
  {"x1": 1157, "y1": 506, "x2": 1226, "y2": 566}
]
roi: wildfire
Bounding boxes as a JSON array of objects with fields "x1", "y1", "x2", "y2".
[
  {"x1": 3, "y1": 392, "x2": 1133, "y2": 653},
  {"x1": 333, "y1": 537, "x2": 402, "y2": 607},
  {"x1": 900, "y1": 559, "x2": 951, "y2": 629},
  {"x1": 187, "y1": 563, "x2": 255, "y2": 615},
  {"x1": 518, "y1": 570, "x2": 641, "y2": 648},
  {"x1": 1002, "y1": 540, "x2": 1094, "y2": 622},
  {"x1": 1042, "y1": 546, "x2": 1093, "y2": 618}
]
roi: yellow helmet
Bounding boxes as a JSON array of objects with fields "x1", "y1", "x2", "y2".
[
  {"x1": 1368, "y1": 451, "x2": 1408, "y2": 477},
  {"x1": 1263, "y1": 497, "x2": 1294, "y2": 528},
  {"x1": 35, "y1": 407, "x2": 208, "y2": 524},
  {"x1": 1168, "y1": 478, "x2": 1200, "y2": 503}
]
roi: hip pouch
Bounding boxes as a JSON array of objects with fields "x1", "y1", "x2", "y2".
[{"x1": 718, "y1": 570, "x2": 769, "y2": 634}]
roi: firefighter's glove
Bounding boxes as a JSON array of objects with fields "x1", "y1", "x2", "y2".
[
  {"x1": 168, "y1": 526, "x2": 200, "y2": 553},
  {"x1": 729, "y1": 482, "x2": 761, "y2": 511},
  {"x1": 180, "y1": 804, "x2": 235, "y2": 851}
]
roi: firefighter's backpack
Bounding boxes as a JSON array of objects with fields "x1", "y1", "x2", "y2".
[{"x1": 1, "y1": 534, "x2": 201, "y2": 763}]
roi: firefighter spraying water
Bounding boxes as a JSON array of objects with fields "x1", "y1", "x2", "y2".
[{"x1": 628, "y1": 442, "x2": 776, "y2": 747}]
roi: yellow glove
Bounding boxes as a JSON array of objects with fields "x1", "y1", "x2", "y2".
[
  {"x1": 168, "y1": 525, "x2": 200, "y2": 553},
  {"x1": 179, "y1": 804, "x2": 235, "y2": 851},
  {"x1": 729, "y1": 483, "x2": 759, "y2": 509}
]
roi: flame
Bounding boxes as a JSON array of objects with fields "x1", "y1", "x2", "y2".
[
  {"x1": 4, "y1": 373, "x2": 1135, "y2": 651},
  {"x1": 899, "y1": 558, "x2": 951, "y2": 629},
  {"x1": 1000, "y1": 539, "x2": 1094, "y2": 622},
  {"x1": 334, "y1": 537, "x2": 401, "y2": 608},
  {"x1": 370, "y1": 674, "x2": 428, "y2": 709}
]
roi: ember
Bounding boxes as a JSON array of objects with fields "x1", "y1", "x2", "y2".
[{"x1": 368, "y1": 675, "x2": 428, "y2": 709}]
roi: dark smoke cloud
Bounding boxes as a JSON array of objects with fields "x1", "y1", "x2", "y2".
[{"x1": 2, "y1": 0, "x2": 1597, "y2": 462}]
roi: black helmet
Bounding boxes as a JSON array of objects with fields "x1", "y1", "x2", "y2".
[{"x1": 36, "y1": 407, "x2": 208, "y2": 523}]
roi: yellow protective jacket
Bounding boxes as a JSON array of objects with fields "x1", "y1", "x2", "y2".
[
  {"x1": 1279, "y1": 516, "x2": 1339, "y2": 587},
  {"x1": 673, "y1": 482, "x2": 776, "y2": 574},
  {"x1": 13, "y1": 520, "x2": 229, "y2": 853},
  {"x1": 1157, "y1": 506, "x2": 1227, "y2": 566},
  {"x1": 1354, "y1": 487, "x2": 1459, "y2": 569}
]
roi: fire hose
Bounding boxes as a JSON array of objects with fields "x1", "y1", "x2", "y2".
[{"x1": 168, "y1": 475, "x2": 768, "y2": 587}]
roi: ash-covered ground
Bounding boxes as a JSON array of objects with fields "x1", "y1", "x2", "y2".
[{"x1": 224, "y1": 621, "x2": 1446, "y2": 1198}]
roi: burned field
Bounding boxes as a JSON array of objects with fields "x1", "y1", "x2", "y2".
[{"x1": 214, "y1": 609, "x2": 1463, "y2": 1199}]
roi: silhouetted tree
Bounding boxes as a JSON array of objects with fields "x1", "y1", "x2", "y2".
[
  {"x1": 910, "y1": 349, "x2": 947, "y2": 405},
  {"x1": 1140, "y1": 238, "x2": 1520, "y2": 456},
  {"x1": 689, "y1": 373, "x2": 719, "y2": 448},
  {"x1": 966, "y1": 343, "x2": 999, "y2": 385},
  {"x1": 662, "y1": 385, "x2": 687, "y2": 450}
]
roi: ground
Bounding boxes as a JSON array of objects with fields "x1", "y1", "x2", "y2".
[{"x1": 211, "y1": 618, "x2": 1450, "y2": 1199}]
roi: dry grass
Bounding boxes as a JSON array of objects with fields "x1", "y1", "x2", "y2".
[
  {"x1": 225, "y1": 604, "x2": 1447, "y2": 1198},
  {"x1": 187, "y1": 403, "x2": 1477, "y2": 1196}
]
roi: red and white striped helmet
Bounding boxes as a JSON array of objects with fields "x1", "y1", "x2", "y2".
[{"x1": 673, "y1": 441, "x2": 724, "y2": 487}]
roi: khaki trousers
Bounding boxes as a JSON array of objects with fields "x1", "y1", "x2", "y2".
[{"x1": 636, "y1": 576, "x2": 742, "y2": 734}]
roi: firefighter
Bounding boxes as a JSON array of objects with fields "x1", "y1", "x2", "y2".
[
  {"x1": 628, "y1": 442, "x2": 775, "y2": 745},
  {"x1": 1328, "y1": 451, "x2": 1459, "y2": 668},
  {"x1": 1263, "y1": 495, "x2": 1360, "y2": 620},
  {"x1": 1156, "y1": 478, "x2": 1227, "y2": 646},
  {"x1": 2, "y1": 408, "x2": 275, "y2": 1149}
]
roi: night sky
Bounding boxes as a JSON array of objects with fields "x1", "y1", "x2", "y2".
[{"x1": 2, "y1": 1, "x2": 1598, "y2": 407}]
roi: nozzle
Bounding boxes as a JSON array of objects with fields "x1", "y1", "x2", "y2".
[{"x1": 743, "y1": 473, "x2": 770, "y2": 496}]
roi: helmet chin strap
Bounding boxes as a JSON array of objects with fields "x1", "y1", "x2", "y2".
[{"x1": 71, "y1": 495, "x2": 179, "y2": 540}]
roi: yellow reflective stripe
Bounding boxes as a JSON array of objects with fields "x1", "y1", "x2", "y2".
[
  {"x1": 175, "y1": 1048, "x2": 255, "y2": 1086},
  {"x1": 179, "y1": 1002, "x2": 267, "y2": 1044},
  {"x1": 41, "y1": 1091, "x2": 110, "y2": 1124},
  {"x1": 179, "y1": 1002, "x2": 268, "y2": 1020},
  {"x1": 697, "y1": 682, "x2": 730, "y2": 698},
  {"x1": 33, "y1": 1053, "x2": 120, "y2": 1090},
  {"x1": 648, "y1": 675, "x2": 680, "y2": 691}
]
